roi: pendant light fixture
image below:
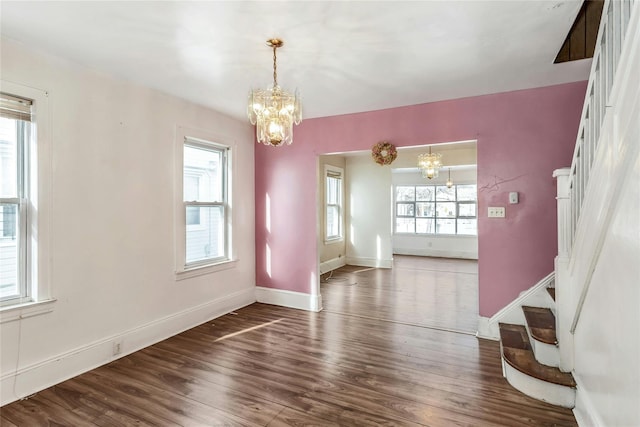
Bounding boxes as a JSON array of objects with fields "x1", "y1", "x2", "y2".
[
  {"x1": 418, "y1": 146, "x2": 442, "y2": 179},
  {"x1": 446, "y1": 168, "x2": 454, "y2": 188},
  {"x1": 247, "y1": 38, "x2": 302, "y2": 147}
]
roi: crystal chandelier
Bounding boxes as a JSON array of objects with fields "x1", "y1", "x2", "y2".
[
  {"x1": 446, "y1": 168, "x2": 454, "y2": 188},
  {"x1": 418, "y1": 147, "x2": 442, "y2": 179},
  {"x1": 247, "y1": 38, "x2": 302, "y2": 146}
]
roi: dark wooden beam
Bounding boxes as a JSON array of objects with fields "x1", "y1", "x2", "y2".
[{"x1": 555, "y1": 0, "x2": 604, "y2": 63}]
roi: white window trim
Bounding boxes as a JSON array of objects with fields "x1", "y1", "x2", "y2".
[
  {"x1": 324, "y1": 164, "x2": 344, "y2": 243},
  {"x1": 0, "y1": 80, "x2": 53, "y2": 313},
  {"x1": 174, "y1": 126, "x2": 236, "y2": 279}
]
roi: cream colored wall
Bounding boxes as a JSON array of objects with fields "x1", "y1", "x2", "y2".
[
  {"x1": 318, "y1": 155, "x2": 346, "y2": 264},
  {"x1": 0, "y1": 38, "x2": 256, "y2": 405},
  {"x1": 345, "y1": 155, "x2": 393, "y2": 268}
]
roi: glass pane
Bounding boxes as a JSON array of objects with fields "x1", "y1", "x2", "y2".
[
  {"x1": 186, "y1": 206, "x2": 224, "y2": 264},
  {"x1": 457, "y1": 219, "x2": 477, "y2": 235},
  {"x1": 395, "y1": 218, "x2": 415, "y2": 233},
  {"x1": 326, "y1": 176, "x2": 340, "y2": 205},
  {"x1": 458, "y1": 203, "x2": 477, "y2": 217},
  {"x1": 416, "y1": 202, "x2": 435, "y2": 217},
  {"x1": 326, "y1": 205, "x2": 340, "y2": 238},
  {"x1": 396, "y1": 203, "x2": 415, "y2": 217},
  {"x1": 436, "y1": 185, "x2": 455, "y2": 201},
  {"x1": 456, "y1": 185, "x2": 476, "y2": 201},
  {"x1": 416, "y1": 218, "x2": 435, "y2": 234},
  {"x1": 0, "y1": 203, "x2": 19, "y2": 300},
  {"x1": 436, "y1": 219, "x2": 456, "y2": 234},
  {"x1": 184, "y1": 176, "x2": 199, "y2": 201},
  {"x1": 396, "y1": 186, "x2": 415, "y2": 201},
  {"x1": 436, "y1": 202, "x2": 456, "y2": 218},
  {"x1": 415, "y1": 186, "x2": 434, "y2": 201},
  {"x1": 0, "y1": 117, "x2": 18, "y2": 198},
  {"x1": 184, "y1": 145, "x2": 223, "y2": 202},
  {"x1": 186, "y1": 205, "x2": 201, "y2": 225}
]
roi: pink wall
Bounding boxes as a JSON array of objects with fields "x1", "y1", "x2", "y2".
[{"x1": 255, "y1": 81, "x2": 587, "y2": 317}]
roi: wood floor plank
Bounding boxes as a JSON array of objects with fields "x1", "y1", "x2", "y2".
[
  {"x1": 0, "y1": 393, "x2": 101, "y2": 426},
  {"x1": 105, "y1": 351, "x2": 284, "y2": 426},
  {"x1": 321, "y1": 256, "x2": 479, "y2": 333},
  {"x1": 0, "y1": 416, "x2": 19, "y2": 427},
  {"x1": 79, "y1": 370, "x2": 260, "y2": 427},
  {"x1": 178, "y1": 315, "x2": 575, "y2": 425},
  {"x1": 126, "y1": 345, "x2": 425, "y2": 427},
  {"x1": 0, "y1": 256, "x2": 576, "y2": 426}
]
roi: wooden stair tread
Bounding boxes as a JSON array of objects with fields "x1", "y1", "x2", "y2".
[
  {"x1": 498, "y1": 323, "x2": 531, "y2": 350},
  {"x1": 547, "y1": 287, "x2": 556, "y2": 301},
  {"x1": 522, "y1": 306, "x2": 557, "y2": 345},
  {"x1": 499, "y1": 323, "x2": 576, "y2": 388}
]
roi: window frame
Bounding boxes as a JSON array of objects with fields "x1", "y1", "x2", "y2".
[
  {"x1": 0, "y1": 118, "x2": 29, "y2": 306},
  {"x1": 394, "y1": 184, "x2": 477, "y2": 236},
  {"x1": 324, "y1": 165, "x2": 344, "y2": 243},
  {"x1": 0, "y1": 81, "x2": 54, "y2": 319},
  {"x1": 174, "y1": 126, "x2": 236, "y2": 280}
]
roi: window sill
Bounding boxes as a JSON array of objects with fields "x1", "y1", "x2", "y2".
[
  {"x1": 0, "y1": 298, "x2": 57, "y2": 324},
  {"x1": 175, "y1": 259, "x2": 238, "y2": 281}
]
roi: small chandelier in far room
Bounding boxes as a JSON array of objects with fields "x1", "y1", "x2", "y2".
[
  {"x1": 418, "y1": 146, "x2": 442, "y2": 179},
  {"x1": 247, "y1": 38, "x2": 302, "y2": 147},
  {"x1": 446, "y1": 168, "x2": 454, "y2": 188}
]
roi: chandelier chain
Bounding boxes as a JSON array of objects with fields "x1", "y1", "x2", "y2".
[{"x1": 272, "y1": 46, "x2": 278, "y2": 86}]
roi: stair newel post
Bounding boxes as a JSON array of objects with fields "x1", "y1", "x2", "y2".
[
  {"x1": 554, "y1": 168, "x2": 571, "y2": 258},
  {"x1": 553, "y1": 168, "x2": 574, "y2": 372}
]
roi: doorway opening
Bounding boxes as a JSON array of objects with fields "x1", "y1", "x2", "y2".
[{"x1": 317, "y1": 141, "x2": 478, "y2": 334}]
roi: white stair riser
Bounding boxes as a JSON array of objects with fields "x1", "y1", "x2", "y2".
[
  {"x1": 530, "y1": 338, "x2": 560, "y2": 368},
  {"x1": 523, "y1": 320, "x2": 560, "y2": 367},
  {"x1": 502, "y1": 359, "x2": 575, "y2": 408}
]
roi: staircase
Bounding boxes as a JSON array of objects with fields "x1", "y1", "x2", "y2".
[
  {"x1": 498, "y1": 282, "x2": 577, "y2": 408},
  {"x1": 494, "y1": 0, "x2": 639, "y2": 422}
]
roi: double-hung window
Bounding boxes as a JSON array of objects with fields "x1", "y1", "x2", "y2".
[
  {"x1": 181, "y1": 137, "x2": 229, "y2": 269},
  {"x1": 0, "y1": 84, "x2": 52, "y2": 316},
  {"x1": 1, "y1": 93, "x2": 31, "y2": 306},
  {"x1": 325, "y1": 166, "x2": 343, "y2": 241},
  {"x1": 395, "y1": 184, "x2": 477, "y2": 235}
]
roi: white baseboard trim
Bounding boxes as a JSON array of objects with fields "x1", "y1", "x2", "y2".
[
  {"x1": 476, "y1": 316, "x2": 499, "y2": 341},
  {"x1": 345, "y1": 256, "x2": 393, "y2": 269},
  {"x1": 319, "y1": 256, "x2": 347, "y2": 275},
  {"x1": 393, "y1": 248, "x2": 478, "y2": 260},
  {"x1": 0, "y1": 287, "x2": 255, "y2": 406},
  {"x1": 255, "y1": 286, "x2": 322, "y2": 312},
  {"x1": 475, "y1": 272, "x2": 554, "y2": 340},
  {"x1": 573, "y1": 373, "x2": 605, "y2": 427}
]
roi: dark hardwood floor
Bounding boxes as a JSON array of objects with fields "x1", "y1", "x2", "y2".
[
  {"x1": 1, "y1": 257, "x2": 577, "y2": 426},
  {"x1": 321, "y1": 255, "x2": 479, "y2": 334}
]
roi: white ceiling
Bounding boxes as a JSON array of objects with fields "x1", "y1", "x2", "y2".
[{"x1": 0, "y1": 1, "x2": 590, "y2": 121}]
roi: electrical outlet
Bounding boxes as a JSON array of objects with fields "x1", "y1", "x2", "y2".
[
  {"x1": 112, "y1": 339, "x2": 123, "y2": 356},
  {"x1": 488, "y1": 207, "x2": 506, "y2": 218}
]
